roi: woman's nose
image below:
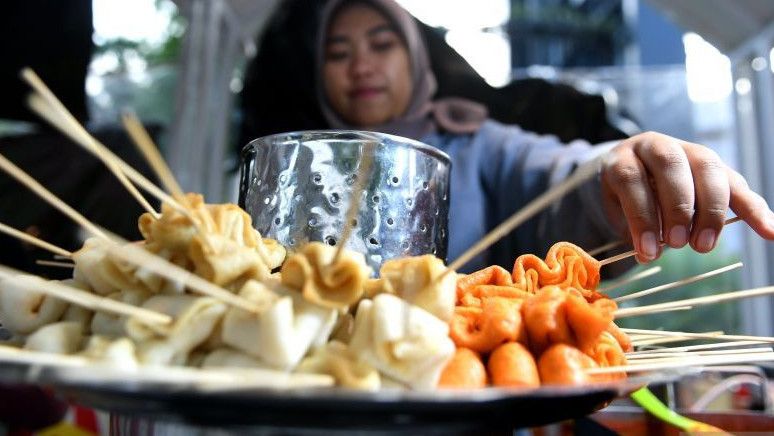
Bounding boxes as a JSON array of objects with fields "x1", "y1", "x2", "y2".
[{"x1": 349, "y1": 48, "x2": 375, "y2": 78}]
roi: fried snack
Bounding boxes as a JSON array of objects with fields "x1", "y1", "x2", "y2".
[
  {"x1": 537, "y1": 344, "x2": 600, "y2": 386},
  {"x1": 73, "y1": 238, "x2": 168, "y2": 295},
  {"x1": 488, "y1": 342, "x2": 540, "y2": 388},
  {"x1": 200, "y1": 348, "x2": 270, "y2": 369},
  {"x1": 80, "y1": 336, "x2": 139, "y2": 369},
  {"x1": 512, "y1": 242, "x2": 601, "y2": 299},
  {"x1": 449, "y1": 296, "x2": 526, "y2": 353},
  {"x1": 281, "y1": 242, "x2": 371, "y2": 309},
  {"x1": 589, "y1": 331, "x2": 627, "y2": 375},
  {"x1": 297, "y1": 341, "x2": 381, "y2": 391},
  {"x1": 379, "y1": 255, "x2": 456, "y2": 321},
  {"x1": 565, "y1": 292, "x2": 617, "y2": 354},
  {"x1": 0, "y1": 276, "x2": 69, "y2": 334},
  {"x1": 437, "y1": 347, "x2": 487, "y2": 389},
  {"x1": 521, "y1": 286, "x2": 574, "y2": 355},
  {"x1": 607, "y1": 322, "x2": 634, "y2": 353},
  {"x1": 24, "y1": 321, "x2": 83, "y2": 354},
  {"x1": 90, "y1": 289, "x2": 152, "y2": 337},
  {"x1": 125, "y1": 295, "x2": 227, "y2": 365},
  {"x1": 220, "y1": 280, "x2": 338, "y2": 370},
  {"x1": 188, "y1": 234, "x2": 271, "y2": 286},
  {"x1": 349, "y1": 294, "x2": 455, "y2": 389},
  {"x1": 455, "y1": 266, "x2": 515, "y2": 307}
]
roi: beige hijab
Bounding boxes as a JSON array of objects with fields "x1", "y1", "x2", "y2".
[{"x1": 316, "y1": 0, "x2": 488, "y2": 139}]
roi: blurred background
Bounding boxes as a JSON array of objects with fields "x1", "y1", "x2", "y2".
[{"x1": 1, "y1": 0, "x2": 773, "y2": 342}]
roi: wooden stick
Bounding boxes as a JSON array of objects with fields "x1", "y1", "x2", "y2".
[
  {"x1": 0, "y1": 153, "x2": 108, "y2": 240},
  {"x1": 631, "y1": 332, "x2": 724, "y2": 347},
  {"x1": 448, "y1": 155, "x2": 604, "y2": 271},
  {"x1": 627, "y1": 347, "x2": 773, "y2": 360},
  {"x1": 586, "y1": 352, "x2": 774, "y2": 374},
  {"x1": 332, "y1": 144, "x2": 374, "y2": 265},
  {"x1": 588, "y1": 239, "x2": 627, "y2": 257},
  {"x1": 0, "y1": 265, "x2": 171, "y2": 325},
  {"x1": 27, "y1": 93, "x2": 159, "y2": 218},
  {"x1": 614, "y1": 285, "x2": 774, "y2": 318},
  {"x1": 0, "y1": 345, "x2": 88, "y2": 367},
  {"x1": 627, "y1": 341, "x2": 766, "y2": 355},
  {"x1": 621, "y1": 327, "x2": 774, "y2": 344},
  {"x1": 21, "y1": 69, "x2": 185, "y2": 216},
  {"x1": 599, "y1": 216, "x2": 742, "y2": 266},
  {"x1": 615, "y1": 262, "x2": 743, "y2": 302},
  {"x1": 598, "y1": 266, "x2": 661, "y2": 293},
  {"x1": 0, "y1": 221, "x2": 72, "y2": 258},
  {"x1": 103, "y1": 241, "x2": 265, "y2": 314},
  {"x1": 121, "y1": 111, "x2": 186, "y2": 201},
  {"x1": 624, "y1": 305, "x2": 693, "y2": 315},
  {"x1": 35, "y1": 260, "x2": 75, "y2": 269}
]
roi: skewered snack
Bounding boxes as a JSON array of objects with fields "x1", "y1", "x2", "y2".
[
  {"x1": 449, "y1": 297, "x2": 526, "y2": 353},
  {"x1": 437, "y1": 347, "x2": 487, "y2": 389},
  {"x1": 377, "y1": 255, "x2": 456, "y2": 322},
  {"x1": 0, "y1": 277, "x2": 69, "y2": 334},
  {"x1": 281, "y1": 242, "x2": 371, "y2": 309},
  {"x1": 487, "y1": 342, "x2": 540, "y2": 388},
  {"x1": 512, "y1": 241, "x2": 601, "y2": 300},
  {"x1": 25, "y1": 321, "x2": 84, "y2": 354},
  {"x1": 537, "y1": 344, "x2": 602, "y2": 386},
  {"x1": 297, "y1": 340, "x2": 381, "y2": 391}
]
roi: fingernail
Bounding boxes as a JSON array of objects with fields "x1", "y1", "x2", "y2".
[
  {"x1": 669, "y1": 225, "x2": 688, "y2": 247},
  {"x1": 640, "y1": 231, "x2": 658, "y2": 259},
  {"x1": 769, "y1": 212, "x2": 774, "y2": 230},
  {"x1": 697, "y1": 229, "x2": 717, "y2": 251}
]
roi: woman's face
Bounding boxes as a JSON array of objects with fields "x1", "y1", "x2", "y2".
[{"x1": 323, "y1": 3, "x2": 413, "y2": 127}]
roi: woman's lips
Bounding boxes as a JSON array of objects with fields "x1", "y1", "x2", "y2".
[{"x1": 350, "y1": 87, "x2": 384, "y2": 99}]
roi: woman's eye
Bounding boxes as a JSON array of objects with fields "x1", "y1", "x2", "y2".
[
  {"x1": 371, "y1": 40, "x2": 395, "y2": 52},
  {"x1": 325, "y1": 51, "x2": 349, "y2": 62}
]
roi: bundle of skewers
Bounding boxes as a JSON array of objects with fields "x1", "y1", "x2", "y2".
[{"x1": 1, "y1": 68, "x2": 773, "y2": 400}]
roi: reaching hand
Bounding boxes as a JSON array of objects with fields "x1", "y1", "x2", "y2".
[{"x1": 600, "y1": 131, "x2": 774, "y2": 263}]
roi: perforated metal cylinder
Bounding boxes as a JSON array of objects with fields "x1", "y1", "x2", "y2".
[{"x1": 238, "y1": 130, "x2": 451, "y2": 272}]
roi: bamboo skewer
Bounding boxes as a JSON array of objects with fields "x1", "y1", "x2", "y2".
[
  {"x1": 631, "y1": 333, "x2": 725, "y2": 347},
  {"x1": 588, "y1": 239, "x2": 627, "y2": 257},
  {"x1": 103, "y1": 242, "x2": 265, "y2": 314},
  {"x1": 0, "y1": 265, "x2": 171, "y2": 325},
  {"x1": 598, "y1": 266, "x2": 662, "y2": 293},
  {"x1": 35, "y1": 260, "x2": 75, "y2": 269},
  {"x1": 587, "y1": 352, "x2": 774, "y2": 374},
  {"x1": 621, "y1": 327, "x2": 774, "y2": 344},
  {"x1": 615, "y1": 262, "x2": 743, "y2": 302},
  {"x1": 0, "y1": 154, "x2": 108, "y2": 240},
  {"x1": 0, "y1": 221, "x2": 72, "y2": 258},
  {"x1": 0, "y1": 345, "x2": 88, "y2": 367},
  {"x1": 599, "y1": 217, "x2": 742, "y2": 266},
  {"x1": 614, "y1": 286, "x2": 774, "y2": 318},
  {"x1": 626, "y1": 347, "x2": 773, "y2": 361},
  {"x1": 621, "y1": 305, "x2": 693, "y2": 316},
  {"x1": 332, "y1": 145, "x2": 374, "y2": 266},
  {"x1": 627, "y1": 341, "x2": 766, "y2": 355},
  {"x1": 21, "y1": 69, "x2": 188, "y2": 217},
  {"x1": 26, "y1": 92, "x2": 158, "y2": 219},
  {"x1": 121, "y1": 111, "x2": 186, "y2": 201},
  {"x1": 448, "y1": 155, "x2": 604, "y2": 271}
]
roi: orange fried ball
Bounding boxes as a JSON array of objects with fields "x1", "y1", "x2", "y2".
[
  {"x1": 437, "y1": 348, "x2": 488, "y2": 389},
  {"x1": 488, "y1": 342, "x2": 540, "y2": 388}
]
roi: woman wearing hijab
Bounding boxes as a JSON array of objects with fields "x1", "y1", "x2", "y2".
[{"x1": 317, "y1": 0, "x2": 774, "y2": 273}]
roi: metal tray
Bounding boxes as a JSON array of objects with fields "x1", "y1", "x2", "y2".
[{"x1": 0, "y1": 360, "x2": 682, "y2": 432}]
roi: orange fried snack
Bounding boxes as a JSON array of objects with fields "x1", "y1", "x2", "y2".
[
  {"x1": 449, "y1": 296, "x2": 527, "y2": 353},
  {"x1": 537, "y1": 344, "x2": 600, "y2": 386},
  {"x1": 607, "y1": 322, "x2": 634, "y2": 353},
  {"x1": 521, "y1": 286, "x2": 574, "y2": 355},
  {"x1": 588, "y1": 331, "x2": 627, "y2": 381},
  {"x1": 488, "y1": 342, "x2": 540, "y2": 388},
  {"x1": 456, "y1": 266, "x2": 517, "y2": 307},
  {"x1": 565, "y1": 293, "x2": 617, "y2": 354},
  {"x1": 437, "y1": 348, "x2": 488, "y2": 389},
  {"x1": 512, "y1": 242, "x2": 601, "y2": 299}
]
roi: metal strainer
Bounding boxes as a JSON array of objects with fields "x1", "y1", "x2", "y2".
[{"x1": 238, "y1": 130, "x2": 451, "y2": 272}]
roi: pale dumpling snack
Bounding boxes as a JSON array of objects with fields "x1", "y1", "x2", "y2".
[
  {"x1": 221, "y1": 280, "x2": 337, "y2": 370},
  {"x1": 188, "y1": 235, "x2": 271, "y2": 286},
  {"x1": 80, "y1": 336, "x2": 139, "y2": 370},
  {"x1": 379, "y1": 255, "x2": 456, "y2": 322},
  {"x1": 349, "y1": 294, "x2": 455, "y2": 389},
  {"x1": 0, "y1": 276, "x2": 68, "y2": 334},
  {"x1": 281, "y1": 242, "x2": 371, "y2": 309},
  {"x1": 297, "y1": 340, "x2": 381, "y2": 391},
  {"x1": 90, "y1": 288, "x2": 153, "y2": 337},
  {"x1": 25, "y1": 321, "x2": 83, "y2": 354},
  {"x1": 125, "y1": 295, "x2": 227, "y2": 365},
  {"x1": 200, "y1": 348, "x2": 271, "y2": 369}
]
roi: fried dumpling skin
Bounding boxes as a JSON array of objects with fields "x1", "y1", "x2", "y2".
[
  {"x1": 297, "y1": 341, "x2": 381, "y2": 391},
  {"x1": 0, "y1": 276, "x2": 69, "y2": 335},
  {"x1": 449, "y1": 296, "x2": 526, "y2": 353},
  {"x1": 437, "y1": 347, "x2": 487, "y2": 389},
  {"x1": 537, "y1": 344, "x2": 599, "y2": 386},
  {"x1": 25, "y1": 321, "x2": 84, "y2": 354},
  {"x1": 379, "y1": 255, "x2": 456, "y2": 321},
  {"x1": 281, "y1": 242, "x2": 371, "y2": 309},
  {"x1": 488, "y1": 342, "x2": 540, "y2": 388},
  {"x1": 512, "y1": 242, "x2": 601, "y2": 299}
]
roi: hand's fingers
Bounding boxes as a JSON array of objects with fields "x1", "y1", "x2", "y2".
[
  {"x1": 602, "y1": 144, "x2": 662, "y2": 262},
  {"x1": 727, "y1": 168, "x2": 774, "y2": 239},
  {"x1": 683, "y1": 143, "x2": 730, "y2": 252},
  {"x1": 633, "y1": 134, "x2": 694, "y2": 249}
]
